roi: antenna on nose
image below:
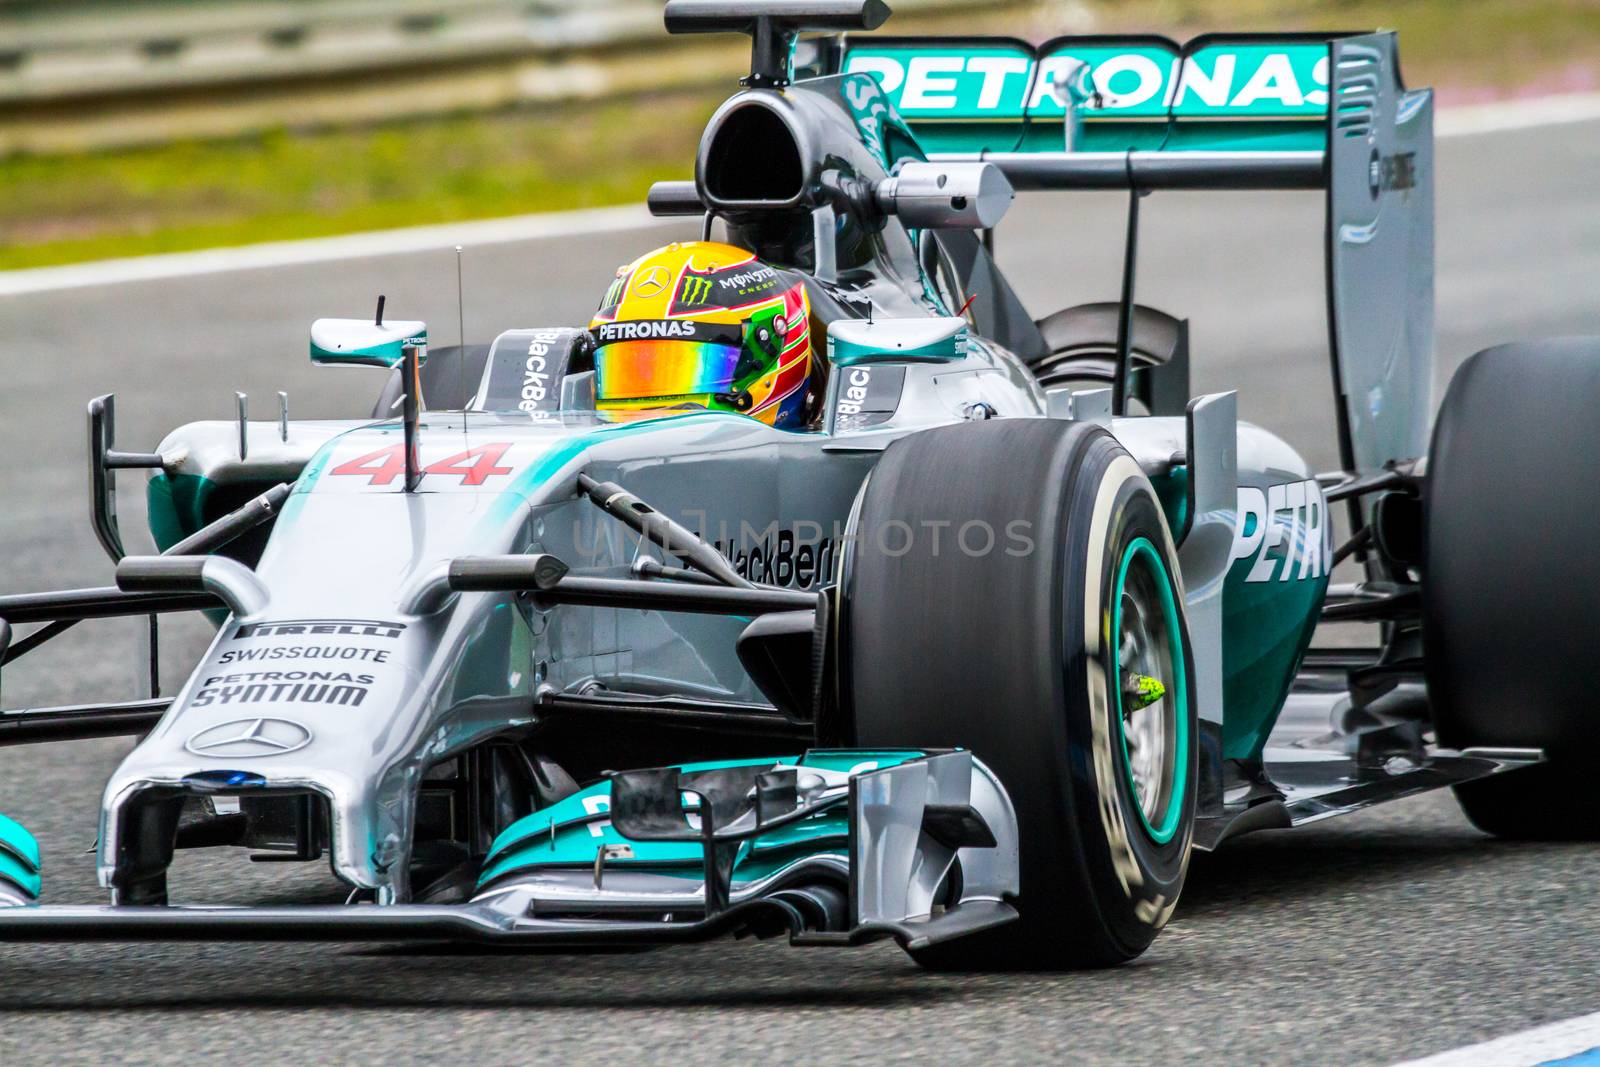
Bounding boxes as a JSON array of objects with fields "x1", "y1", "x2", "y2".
[
  {"x1": 455, "y1": 246, "x2": 469, "y2": 434},
  {"x1": 401, "y1": 342, "x2": 423, "y2": 493}
]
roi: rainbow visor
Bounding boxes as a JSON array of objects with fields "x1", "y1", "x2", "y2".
[{"x1": 594, "y1": 338, "x2": 747, "y2": 401}]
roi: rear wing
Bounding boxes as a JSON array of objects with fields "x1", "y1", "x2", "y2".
[
  {"x1": 825, "y1": 33, "x2": 1352, "y2": 155},
  {"x1": 808, "y1": 31, "x2": 1434, "y2": 474}
]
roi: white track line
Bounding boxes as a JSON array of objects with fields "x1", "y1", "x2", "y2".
[
  {"x1": 1393, "y1": 1010, "x2": 1600, "y2": 1067},
  {"x1": 0, "y1": 203, "x2": 683, "y2": 297},
  {"x1": 1437, "y1": 90, "x2": 1600, "y2": 137},
  {"x1": 3, "y1": 91, "x2": 1598, "y2": 298}
]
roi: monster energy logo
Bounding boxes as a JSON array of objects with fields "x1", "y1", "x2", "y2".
[
  {"x1": 679, "y1": 275, "x2": 713, "y2": 307},
  {"x1": 721, "y1": 267, "x2": 778, "y2": 291}
]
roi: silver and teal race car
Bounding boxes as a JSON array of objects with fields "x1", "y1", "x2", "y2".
[{"x1": 2, "y1": 0, "x2": 1595, "y2": 969}]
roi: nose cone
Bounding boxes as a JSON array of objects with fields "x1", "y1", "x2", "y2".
[
  {"x1": 184, "y1": 717, "x2": 314, "y2": 758},
  {"x1": 97, "y1": 614, "x2": 435, "y2": 901}
]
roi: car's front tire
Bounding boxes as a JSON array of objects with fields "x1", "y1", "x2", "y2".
[{"x1": 842, "y1": 418, "x2": 1196, "y2": 969}]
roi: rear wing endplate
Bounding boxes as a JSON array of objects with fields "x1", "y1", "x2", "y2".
[{"x1": 808, "y1": 31, "x2": 1434, "y2": 473}]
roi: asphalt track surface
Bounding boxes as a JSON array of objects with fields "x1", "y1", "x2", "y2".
[{"x1": 0, "y1": 117, "x2": 1597, "y2": 1065}]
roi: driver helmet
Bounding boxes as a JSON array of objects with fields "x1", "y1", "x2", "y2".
[{"x1": 588, "y1": 242, "x2": 817, "y2": 428}]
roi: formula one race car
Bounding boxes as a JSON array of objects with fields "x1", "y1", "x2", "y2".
[{"x1": 2, "y1": 0, "x2": 1595, "y2": 969}]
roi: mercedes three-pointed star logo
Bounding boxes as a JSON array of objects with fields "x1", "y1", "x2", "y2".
[
  {"x1": 632, "y1": 264, "x2": 671, "y2": 298},
  {"x1": 185, "y1": 717, "x2": 312, "y2": 758}
]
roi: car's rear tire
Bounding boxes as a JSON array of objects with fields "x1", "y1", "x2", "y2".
[
  {"x1": 843, "y1": 418, "x2": 1196, "y2": 969},
  {"x1": 1424, "y1": 338, "x2": 1600, "y2": 839}
]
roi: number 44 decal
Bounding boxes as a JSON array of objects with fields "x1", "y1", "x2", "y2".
[{"x1": 329, "y1": 443, "x2": 515, "y2": 486}]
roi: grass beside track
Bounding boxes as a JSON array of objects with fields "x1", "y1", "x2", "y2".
[
  {"x1": 1, "y1": 0, "x2": 1596, "y2": 270},
  {"x1": 0, "y1": 93, "x2": 715, "y2": 269}
]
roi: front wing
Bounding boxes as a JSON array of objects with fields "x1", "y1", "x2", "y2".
[{"x1": 0, "y1": 750, "x2": 1020, "y2": 950}]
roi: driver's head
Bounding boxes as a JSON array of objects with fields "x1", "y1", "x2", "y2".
[{"x1": 588, "y1": 242, "x2": 817, "y2": 428}]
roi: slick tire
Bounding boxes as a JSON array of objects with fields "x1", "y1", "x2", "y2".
[
  {"x1": 843, "y1": 419, "x2": 1196, "y2": 970},
  {"x1": 1425, "y1": 339, "x2": 1600, "y2": 840}
]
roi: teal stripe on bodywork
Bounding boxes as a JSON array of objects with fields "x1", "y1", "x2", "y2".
[
  {"x1": 478, "y1": 757, "x2": 792, "y2": 886},
  {"x1": 310, "y1": 331, "x2": 427, "y2": 368},
  {"x1": 0, "y1": 813, "x2": 40, "y2": 872},
  {"x1": 0, "y1": 814, "x2": 40, "y2": 900},
  {"x1": 1147, "y1": 466, "x2": 1190, "y2": 541},
  {"x1": 285, "y1": 411, "x2": 743, "y2": 527},
  {"x1": 1219, "y1": 500, "x2": 1329, "y2": 760},
  {"x1": 147, "y1": 471, "x2": 235, "y2": 624},
  {"x1": 1222, "y1": 564, "x2": 1325, "y2": 760},
  {"x1": 0, "y1": 854, "x2": 39, "y2": 900},
  {"x1": 480, "y1": 413, "x2": 720, "y2": 527},
  {"x1": 830, "y1": 333, "x2": 964, "y2": 366},
  {"x1": 146, "y1": 471, "x2": 212, "y2": 552},
  {"x1": 478, "y1": 750, "x2": 925, "y2": 889}
]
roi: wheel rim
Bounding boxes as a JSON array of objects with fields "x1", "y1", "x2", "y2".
[{"x1": 1111, "y1": 537, "x2": 1188, "y2": 845}]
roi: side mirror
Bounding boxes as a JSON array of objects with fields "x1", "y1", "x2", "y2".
[
  {"x1": 310, "y1": 318, "x2": 427, "y2": 368},
  {"x1": 828, "y1": 316, "x2": 969, "y2": 366}
]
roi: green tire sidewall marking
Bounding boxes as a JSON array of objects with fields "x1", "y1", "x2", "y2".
[{"x1": 1111, "y1": 535, "x2": 1189, "y2": 846}]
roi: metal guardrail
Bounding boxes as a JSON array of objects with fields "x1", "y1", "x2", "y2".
[
  {"x1": 0, "y1": 1, "x2": 664, "y2": 103},
  {"x1": 0, "y1": 0, "x2": 1002, "y2": 102},
  {"x1": 0, "y1": 0, "x2": 1005, "y2": 153}
]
